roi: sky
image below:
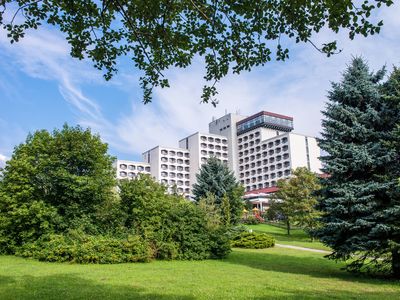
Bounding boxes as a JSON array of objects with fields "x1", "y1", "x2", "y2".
[{"x1": 1, "y1": 3, "x2": 400, "y2": 168}]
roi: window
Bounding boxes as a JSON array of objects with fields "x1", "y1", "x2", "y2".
[
  {"x1": 161, "y1": 150, "x2": 168, "y2": 155},
  {"x1": 169, "y1": 173, "x2": 176, "y2": 178},
  {"x1": 145, "y1": 166, "x2": 150, "y2": 172},
  {"x1": 161, "y1": 164, "x2": 168, "y2": 170},
  {"x1": 177, "y1": 159, "x2": 183, "y2": 164},
  {"x1": 169, "y1": 165, "x2": 176, "y2": 170},
  {"x1": 169, "y1": 158, "x2": 176, "y2": 163},
  {"x1": 137, "y1": 166, "x2": 144, "y2": 171},
  {"x1": 119, "y1": 171, "x2": 127, "y2": 177},
  {"x1": 128, "y1": 172, "x2": 135, "y2": 178},
  {"x1": 169, "y1": 151, "x2": 176, "y2": 156},
  {"x1": 119, "y1": 164, "x2": 127, "y2": 170},
  {"x1": 177, "y1": 166, "x2": 183, "y2": 171},
  {"x1": 184, "y1": 153, "x2": 190, "y2": 158},
  {"x1": 128, "y1": 165, "x2": 135, "y2": 170},
  {"x1": 177, "y1": 152, "x2": 183, "y2": 157},
  {"x1": 161, "y1": 157, "x2": 168, "y2": 162},
  {"x1": 161, "y1": 172, "x2": 168, "y2": 177},
  {"x1": 208, "y1": 137, "x2": 214, "y2": 142}
]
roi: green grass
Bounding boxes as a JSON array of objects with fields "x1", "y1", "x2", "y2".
[
  {"x1": 1, "y1": 248, "x2": 399, "y2": 299},
  {"x1": 246, "y1": 223, "x2": 331, "y2": 250}
]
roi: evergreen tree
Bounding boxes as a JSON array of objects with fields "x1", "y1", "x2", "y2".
[
  {"x1": 192, "y1": 157, "x2": 244, "y2": 224},
  {"x1": 315, "y1": 58, "x2": 400, "y2": 277}
]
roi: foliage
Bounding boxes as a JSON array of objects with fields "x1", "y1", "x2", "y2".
[
  {"x1": 17, "y1": 231, "x2": 151, "y2": 264},
  {"x1": 193, "y1": 156, "x2": 244, "y2": 224},
  {"x1": 0, "y1": 125, "x2": 233, "y2": 263},
  {"x1": 0, "y1": 198, "x2": 61, "y2": 254},
  {"x1": 314, "y1": 58, "x2": 400, "y2": 277},
  {"x1": 119, "y1": 176, "x2": 231, "y2": 260},
  {"x1": 271, "y1": 167, "x2": 321, "y2": 236},
  {"x1": 231, "y1": 232, "x2": 275, "y2": 249},
  {"x1": 0, "y1": 125, "x2": 116, "y2": 253},
  {"x1": 2, "y1": 1, "x2": 393, "y2": 104},
  {"x1": 241, "y1": 215, "x2": 262, "y2": 225}
]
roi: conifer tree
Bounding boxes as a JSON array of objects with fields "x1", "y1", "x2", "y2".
[
  {"x1": 193, "y1": 157, "x2": 243, "y2": 224},
  {"x1": 315, "y1": 58, "x2": 400, "y2": 277}
]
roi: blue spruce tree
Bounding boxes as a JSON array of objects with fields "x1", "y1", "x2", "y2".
[
  {"x1": 192, "y1": 157, "x2": 244, "y2": 224},
  {"x1": 315, "y1": 58, "x2": 400, "y2": 277}
]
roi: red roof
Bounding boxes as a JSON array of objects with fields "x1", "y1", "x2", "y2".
[
  {"x1": 237, "y1": 111, "x2": 293, "y2": 126},
  {"x1": 245, "y1": 186, "x2": 279, "y2": 195}
]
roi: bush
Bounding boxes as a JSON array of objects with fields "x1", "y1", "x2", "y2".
[
  {"x1": 119, "y1": 177, "x2": 231, "y2": 260},
  {"x1": 231, "y1": 232, "x2": 275, "y2": 249},
  {"x1": 17, "y1": 231, "x2": 152, "y2": 264},
  {"x1": 241, "y1": 215, "x2": 263, "y2": 225}
]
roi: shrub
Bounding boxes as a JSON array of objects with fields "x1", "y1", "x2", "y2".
[
  {"x1": 231, "y1": 232, "x2": 275, "y2": 249},
  {"x1": 241, "y1": 215, "x2": 262, "y2": 225},
  {"x1": 17, "y1": 231, "x2": 152, "y2": 263},
  {"x1": 119, "y1": 177, "x2": 231, "y2": 260}
]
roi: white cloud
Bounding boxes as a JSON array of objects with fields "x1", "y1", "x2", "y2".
[{"x1": 0, "y1": 154, "x2": 8, "y2": 168}]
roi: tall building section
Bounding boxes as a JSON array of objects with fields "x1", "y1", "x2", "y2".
[
  {"x1": 208, "y1": 113, "x2": 246, "y2": 177},
  {"x1": 115, "y1": 109, "x2": 322, "y2": 197},
  {"x1": 142, "y1": 146, "x2": 191, "y2": 194},
  {"x1": 178, "y1": 132, "x2": 228, "y2": 187}
]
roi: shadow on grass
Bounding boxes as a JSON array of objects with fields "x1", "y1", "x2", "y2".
[
  {"x1": 0, "y1": 274, "x2": 195, "y2": 300},
  {"x1": 226, "y1": 249, "x2": 398, "y2": 286}
]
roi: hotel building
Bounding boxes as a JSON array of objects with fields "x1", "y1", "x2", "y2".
[{"x1": 116, "y1": 110, "x2": 322, "y2": 196}]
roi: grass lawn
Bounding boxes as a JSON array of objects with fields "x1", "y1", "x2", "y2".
[
  {"x1": 246, "y1": 223, "x2": 331, "y2": 251},
  {"x1": 1, "y1": 248, "x2": 400, "y2": 299}
]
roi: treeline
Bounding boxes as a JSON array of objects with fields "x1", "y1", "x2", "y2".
[{"x1": 0, "y1": 126, "x2": 237, "y2": 263}]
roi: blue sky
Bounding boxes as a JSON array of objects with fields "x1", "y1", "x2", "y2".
[{"x1": 1, "y1": 3, "x2": 400, "y2": 167}]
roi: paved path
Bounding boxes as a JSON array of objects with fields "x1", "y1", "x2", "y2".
[{"x1": 275, "y1": 243, "x2": 331, "y2": 254}]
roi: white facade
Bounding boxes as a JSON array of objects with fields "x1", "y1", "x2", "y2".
[
  {"x1": 179, "y1": 132, "x2": 228, "y2": 187},
  {"x1": 142, "y1": 146, "x2": 191, "y2": 194},
  {"x1": 116, "y1": 110, "x2": 322, "y2": 195},
  {"x1": 208, "y1": 113, "x2": 246, "y2": 177},
  {"x1": 115, "y1": 160, "x2": 151, "y2": 180}
]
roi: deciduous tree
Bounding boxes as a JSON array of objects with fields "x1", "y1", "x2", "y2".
[{"x1": 271, "y1": 167, "x2": 321, "y2": 236}]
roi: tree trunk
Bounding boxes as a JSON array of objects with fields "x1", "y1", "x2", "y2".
[
  {"x1": 286, "y1": 220, "x2": 291, "y2": 235},
  {"x1": 392, "y1": 249, "x2": 400, "y2": 279}
]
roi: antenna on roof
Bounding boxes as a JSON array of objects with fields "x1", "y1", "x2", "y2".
[{"x1": 225, "y1": 109, "x2": 228, "y2": 115}]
